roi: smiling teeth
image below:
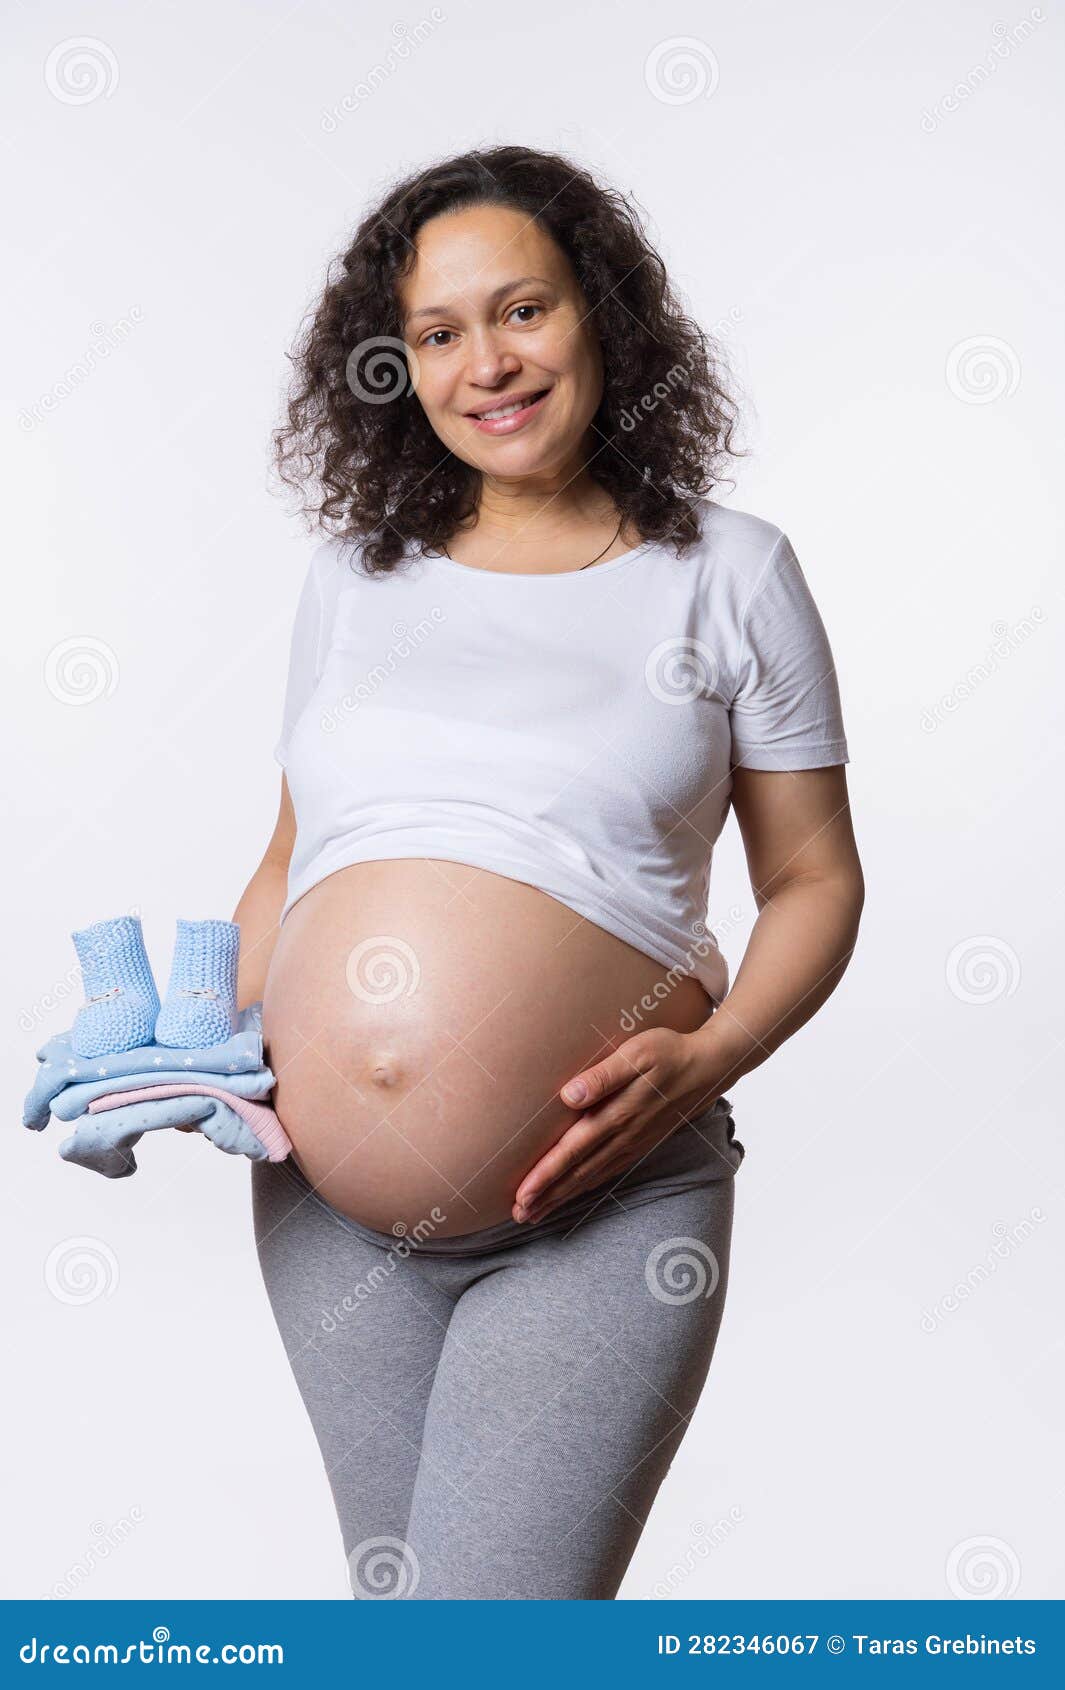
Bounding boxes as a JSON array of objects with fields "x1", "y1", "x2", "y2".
[{"x1": 475, "y1": 393, "x2": 541, "y2": 421}]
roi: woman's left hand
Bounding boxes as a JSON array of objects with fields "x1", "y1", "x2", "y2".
[{"x1": 512, "y1": 1027, "x2": 722, "y2": 1224}]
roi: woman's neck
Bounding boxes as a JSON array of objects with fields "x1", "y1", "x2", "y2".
[{"x1": 445, "y1": 472, "x2": 637, "y2": 572}]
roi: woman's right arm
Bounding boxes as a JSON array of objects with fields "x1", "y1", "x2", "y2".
[{"x1": 232, "y1": 775, "x2": 296, "y2": 1011}]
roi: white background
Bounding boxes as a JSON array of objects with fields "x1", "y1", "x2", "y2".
[{"x1": 3, "y1": 0, "x2": 1061, "y2": 1602}]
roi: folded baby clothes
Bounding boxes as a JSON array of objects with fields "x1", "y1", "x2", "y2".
[
  {"x1": 22, "y1": 1001, "x2": 289, "y2": 1179},
  {"x1": 42, "y1": 1063, "x2": 274, "y2": 1125},
  {"x1": 55, "y1": 1084, "x2": 291, "y2": 1180},
  {"x1": 89, "y1": 1085, "x2": 291, "y2": 1160},
  {"x1": 57, "y1": 1093, "x2": 264, "y2": 1179},
  {"x1": 23, "y1": 1003, "x2": 267, "y2": 1133}
]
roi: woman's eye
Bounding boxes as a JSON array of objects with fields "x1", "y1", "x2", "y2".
[{"x1": 420, "y1": 305, "x2": 541, "y2": 347}]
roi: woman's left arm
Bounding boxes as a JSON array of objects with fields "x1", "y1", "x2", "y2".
[
  {"x1": 691, "y1": 761, "x2": 865, "y2": 1083},
  {"x1": 513, "y1": 764, "x2": 864, "y2": 1222}
]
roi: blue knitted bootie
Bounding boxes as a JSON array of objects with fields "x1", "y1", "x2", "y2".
[
  {"x1": 154, "y1": 918, "x2": 239, "y2": 1050},
  {"x1": 70, "y1": 915, "x2": 161, "y2": 1058}
]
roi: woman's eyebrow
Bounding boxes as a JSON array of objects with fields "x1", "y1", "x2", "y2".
[{"x1": 404, "y1": 275, "x2": 554, "y2": 326}]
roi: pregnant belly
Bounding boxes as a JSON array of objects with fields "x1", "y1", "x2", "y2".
[{"x1": 262, "y1": 860, "x2": 715, "y2": 1238}]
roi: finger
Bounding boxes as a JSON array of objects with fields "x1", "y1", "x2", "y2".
[
  {"x1": 519, "y1": 1144, "x2": 633, "y2": 1221},
  {"x1": 514, "y1": 1116, "x2": 611, "y2": 1213},
  {"x1": 559, "y1": 1045, "x2": 649, "y2": 1111},
  {"x1": 519, "y1": 1107, "x2": 683, "y2": 1221},
  {"x1": 516, "y1": 1117, "x2": 640, "y2": 1216},
  {"x1": 559, "y1": 1064, "x2": 624, "y2": 1110}
]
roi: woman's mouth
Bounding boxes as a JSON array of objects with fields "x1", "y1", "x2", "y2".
[{"x1": 464, "y1": 387, "x2": 552, "y2": 435}]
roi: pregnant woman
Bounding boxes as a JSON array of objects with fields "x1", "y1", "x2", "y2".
[{"x1": 235, "y1": 145, "x2": 864, "y2": 1600}]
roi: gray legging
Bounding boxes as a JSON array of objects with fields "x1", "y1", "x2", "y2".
[{"x1": 251, "y1": 1099, "x2": 745, "y2": 1600}]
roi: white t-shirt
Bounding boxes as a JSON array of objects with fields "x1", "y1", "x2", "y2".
[{"x1": 273, "y1": 500, "x2": 850, "y2": 1006}]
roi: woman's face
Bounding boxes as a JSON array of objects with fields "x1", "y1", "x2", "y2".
[{"x1": 395, "y1": 203, "x2": 605, "y2": 481}]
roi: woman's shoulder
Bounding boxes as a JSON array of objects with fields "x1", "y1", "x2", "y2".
[
  {"x1": 694, "y1": 498, "x2": 786, "y2": 572},
  {"x1": 288, "y1": 533, "x2": 379, "y2": 618},
  {"x1": 683, "y1": 498, "x2": 791, "y2": 610},
  {"x1": 305, "y1": 531, "x2": 370, "y2": 580}
]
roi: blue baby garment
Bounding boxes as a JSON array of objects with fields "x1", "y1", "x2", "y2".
[
  {"x1": 57, "y1": 1092, "x2": 269, "y2": 1180},
  {"x1": 23, "y1": 1002, "x2": 267, "y2": 1132},
  {"x1": 43, "y1": 1064, "x2": 274, "y2": 1125},
  {"x1": 21, "y1": 999, "x2": 286, "y2": 1177}
]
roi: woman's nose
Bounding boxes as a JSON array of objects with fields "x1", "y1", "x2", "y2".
[{"x1": 464, "y1": 333, "x2": 521, "y2": 386}]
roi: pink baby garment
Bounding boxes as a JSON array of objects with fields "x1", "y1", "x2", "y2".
[{"x1": 89, "y1": 1082, "x2": 291, "y2": 1161}]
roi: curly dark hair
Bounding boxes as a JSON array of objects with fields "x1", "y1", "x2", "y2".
[{"x1": 273, "y1": 143, "x2": 744, "y2": 575}]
